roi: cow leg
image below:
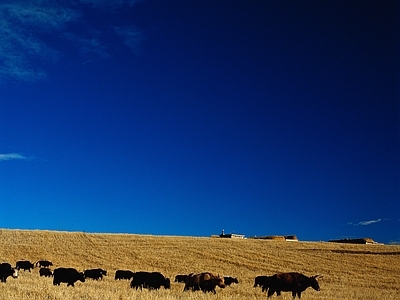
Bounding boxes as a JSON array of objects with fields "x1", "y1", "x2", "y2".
[
  {"x1": 267, "y1": 289, "x2": 275, "y2": 297},
  {"x1": 262, "y1": 284, "x2": 268, "y2": 292}
]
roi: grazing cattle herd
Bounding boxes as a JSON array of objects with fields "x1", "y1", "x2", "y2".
[{"x1": 0, "y1": 259, "x2": 322, "y2": 298}]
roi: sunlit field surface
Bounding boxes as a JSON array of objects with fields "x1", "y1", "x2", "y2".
[{"x1": 1, "y1": 229, "x2": 399, "y2": 299}]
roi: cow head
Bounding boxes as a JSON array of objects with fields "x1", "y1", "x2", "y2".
[
  {"x1": 78, "y1": 272, "x2": 85, "y2": 283},
  {"x1": 164, "y1": 278, "x2": 171, "y2": 289},
  {"x1": 310, "y1": 275, "x2": 321, "y2": 291},
  {"x1": 12, "y1": 268, "x2": 18, "y2": 279}
]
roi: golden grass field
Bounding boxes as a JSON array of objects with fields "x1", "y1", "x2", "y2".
[{"x1": 0, "y1": 229, "x2": 399, "y2": 300}]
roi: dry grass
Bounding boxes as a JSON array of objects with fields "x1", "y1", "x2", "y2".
[{"x1": 0, "y1": 229, "x2": 399, "y2": 299}]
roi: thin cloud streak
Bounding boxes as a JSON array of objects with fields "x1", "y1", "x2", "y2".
[
  {"x1": 349, "y1": 219, "x2": 383, "y2": 226},
  {"x1": 0, "y1": 153, "x2": 29, "y2": 161},
  {"x1": 0, "y1": 0, "x2": 141, "y2": 82}
]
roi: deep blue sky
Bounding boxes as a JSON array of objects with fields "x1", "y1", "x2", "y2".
[{"x1": 1, "y1": 0, "x2": 399, "y2": 244}]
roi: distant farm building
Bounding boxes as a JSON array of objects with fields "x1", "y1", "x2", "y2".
[
  {"x1": 213, "y1": 230, "x2": 245, "y2": 239},
  {"x1": 284, "y1": 235, "x2": 299, "y2": 241},
  {"x1": 328, "y1": 238, "x2": 377, "y2": 244},
  {"x1": 219, "y1": 233, "x2": 245, "y2": 239},
  {"x1": 249, "y1": 235, "x2": 298, "y2": 241}
]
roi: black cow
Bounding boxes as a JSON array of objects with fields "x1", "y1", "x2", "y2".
[
  {"x1": 115, "y1": 270, "x2": 135, "y2": 280},
  {"x1": 0, "y1": 263, "x2": 18, "y2": 283},
  {"x1": 254, "y1": 275, "x2": 272, "y2": 292},
  {"x1": 267, "y1": 272, "x2": 321, "y2": 299},
  {"x1": 130, "y1": 271, "x2": 170, "y2": 290},
  {"x1": 53, "y1": 268, "x2": 85, "y2": 287},
  {"x1": 174, "y1": 274, "x2": 188, "y2": 283},
  {"x1": 224, "y1": 276, "x2": 238, "y2": 286},
  {"x1": 39, "y1": 268, "x2": 53, "y2": 277},
  {"x1": 16, "y1": 260, "x2": 35, "y2": 272},
  {"x1": 36, "y1": 260, "x2": 53, "y2": 268},
  {"x1": 84, "y1": 268, "x2": 107, "y2": 280}
]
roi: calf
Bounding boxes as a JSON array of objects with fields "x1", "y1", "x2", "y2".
[
  {"x1": 36, "y1": 260, "x2": 53, "y2": 268},
  {"x1": 39, "y1": 268, "x2": 53, "y2": 277},
  {"x1": 224, "y1": 276, "x2": 238, "y2": 285}
]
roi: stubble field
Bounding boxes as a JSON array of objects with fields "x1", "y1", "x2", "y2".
[{"x1": 0, "y1": 229, "x2": 399, "y2": 299}]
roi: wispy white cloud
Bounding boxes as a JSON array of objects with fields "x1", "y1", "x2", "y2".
[
  {"x1": 0, "y1": 153, "x2": 29, "y2": 161},
  {"x1": 349, "y1": 219, "x2": 382, "y2": 226},
  {"x1": 2, "y1": 2, "x2": 79, "y2": 31},
  {"x1": 0, "y1": 1, "x2": 77, "y2": 82},
  {"x1": 0, "y1": 0, "x2": 141, "y2": 82}
]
